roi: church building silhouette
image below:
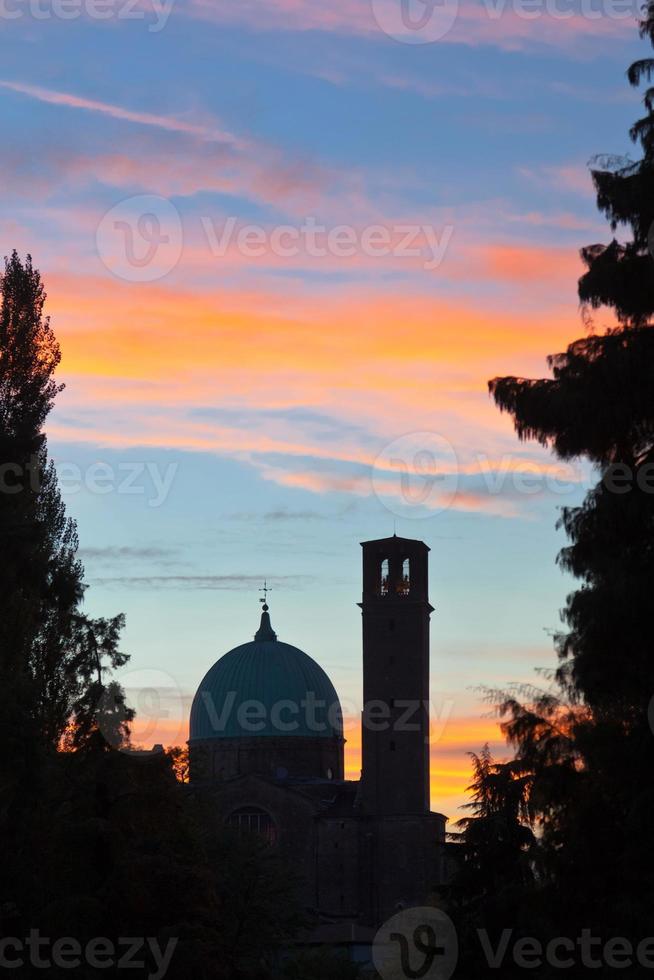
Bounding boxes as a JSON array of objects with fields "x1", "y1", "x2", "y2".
[{"x1": 188, "y1": 535, "x2": 448, "y2": 949}]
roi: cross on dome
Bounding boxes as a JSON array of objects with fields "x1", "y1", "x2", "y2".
[
  {"x1": 256, "y1": 581, "x2": 277, "y2": 641},
  {"x1": 259, "y1": 580, "x2": 272, "y2": 612}
]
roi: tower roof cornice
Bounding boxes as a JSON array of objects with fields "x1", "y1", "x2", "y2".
[{"x1": 360, "y1": 535, "x2": 430, "y2": 551}]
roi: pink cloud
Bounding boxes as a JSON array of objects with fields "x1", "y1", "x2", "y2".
[
  {"x1": 517, "y1": 162, "x2": 596, "y2": 197},
  {"x1": 185, "y1": 0, "x2": 636, "y2": 52},
  {"x1": 0, "y1": 81, "x2": 336, "y2": 216}
]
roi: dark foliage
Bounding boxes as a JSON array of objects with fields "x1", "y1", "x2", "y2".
[
  {"x1": 0, "y1": 252, "x2": 131, "y2": 768},
  {"x1": 0, "y1": 254, "x2": 326, "y2": 980},
  {"x1": 447, "y1": 5, "x2": 654, "y2": 974},
  {"x1": 1, "y1": 748, "x2": 306, "y2": 979}
]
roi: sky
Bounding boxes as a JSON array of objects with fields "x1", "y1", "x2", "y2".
[{"x1": 0, "y1": 0, "x2": 646, "y2": 817}]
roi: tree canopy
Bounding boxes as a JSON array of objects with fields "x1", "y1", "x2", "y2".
[{"x1": 449, "y1": 3, "x2": 654, "y2": 969}]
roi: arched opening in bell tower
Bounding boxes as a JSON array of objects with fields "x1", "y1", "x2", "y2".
[
  {"x1": 399, "y1": 558, "x2": 411, "y2": 595},
  {"x1": 380, "y1": 558, "x2": 389, "y2": 595}
]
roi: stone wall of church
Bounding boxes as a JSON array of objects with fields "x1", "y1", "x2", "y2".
[
  {"x1": 193, "y1": 772, "x2": 449, "y2": 932},
  {"x1": 316, "y1": 816, "x2": 361, "y2": 918},
  {"x1": 198, "y1": 776, "x2": 321, "y2": 909},
  {"x1": 359, "y1": 812, "x2": 447, "y2": 925}
]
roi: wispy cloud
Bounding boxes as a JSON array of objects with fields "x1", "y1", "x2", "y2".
[
  {"x1": 257, "y1": 462, "x2": 523, "y2": 518},
  {"x1": 88, "y1": 573, "x2": 314, "y2": 590},
  {"x1": 263, "y1": 508, "x2": 327, "y2": 521},
  {"x1": 185, "y1": 0, "x2": 635, "y2": 52},
  {"x1": 38, "y1": 269, "x2": 586, "y2": 523},
  {"x1": 79, "y1": 545, "x2": 178, "y2": 561},
  {"x1": 0, "y1": 86, "x2": 336, "y2": 216},
  {"x1": 0, "y1": 80, "x2": 241, "y2": 146},
  {"x1": 517, "y1": 162, "x2": 596, "y2": 197}
]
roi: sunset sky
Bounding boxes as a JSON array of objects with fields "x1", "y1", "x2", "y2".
[{"x1": 0, "y1": 0, "x2": 644, "y2": 816}]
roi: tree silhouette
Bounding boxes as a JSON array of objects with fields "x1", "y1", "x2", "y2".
[
  {"x1": 479, "y1": 0, "x2": 654, "y2": 954},
  {"x1": 0, "y1": 251, "x2": 131, "y2": 762},
  {"x1": 0, "y1": 255, "x2": 331, "y2": 980},
  {"x1": 454, "y1": 744, "x2": 535, "y2": 892}
]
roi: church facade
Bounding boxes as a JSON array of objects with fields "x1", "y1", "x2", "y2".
[{"x1": 188, "y1": 535, "x2": 447, "y2": 944}]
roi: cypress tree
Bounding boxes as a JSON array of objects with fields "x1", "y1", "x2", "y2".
[{"x1": 0, "y1": 251, "x2": 131, "y2": 766}]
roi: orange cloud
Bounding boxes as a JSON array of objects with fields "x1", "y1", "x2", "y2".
[
  {"x1": 42, "y1": 270, "x2": 587, "y2": 518},
  {"x1": 48, "y1": 272, "x2": 576, "y2": 380},
  {"x1": 256, "y1": 465, "x2": 523, "y2": 518},
  {"x1": 481, "y1": 244, "x2": 580, "y2": 283}
]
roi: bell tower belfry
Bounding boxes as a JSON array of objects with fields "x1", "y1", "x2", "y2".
[{"x1": 359, "y1": 535, "x2": 433, "y2": 816}]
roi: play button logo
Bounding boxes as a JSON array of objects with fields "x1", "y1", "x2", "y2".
[
  {"x1": 371, "y1": 0, "x2": 460, "y2": 43},
  {"x1": 373, "y1": 907, "x2": 458, "y2": 980}
]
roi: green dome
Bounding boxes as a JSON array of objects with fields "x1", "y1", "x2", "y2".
[{"x1": 189, "y1": 607, "x2": 343, "y2": 742}]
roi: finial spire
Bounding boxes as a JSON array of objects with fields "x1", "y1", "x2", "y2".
[
  {"x1": 259, "y1": 580, "x2": 272, "y2": 611},
  {"x1": 255, "y1": 581, "x2": 277, "y2": 641}
]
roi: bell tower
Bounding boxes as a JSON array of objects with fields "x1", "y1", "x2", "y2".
[{"x1": 359, "y1": 535, "x2": 432, "y2": 816}]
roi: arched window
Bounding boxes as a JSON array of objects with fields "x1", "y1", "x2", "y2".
[
  {"x1": 398, "y1": 558, "x2": 410, "y2": 596},
  {"x1": 228, "y1": 806, "x2": 277, "y2": 844},
  {"x1": 380, "y1": 558, "x2": 390, "y2": 596}
]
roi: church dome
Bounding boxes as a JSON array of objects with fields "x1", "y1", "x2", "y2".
[{"x1": 189, "y1": 605, "x2": 343, "y2": 742}]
